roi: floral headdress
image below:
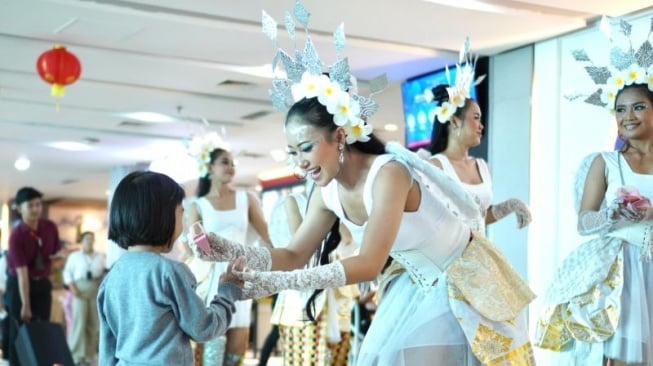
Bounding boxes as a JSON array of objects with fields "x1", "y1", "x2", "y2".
[
  {"x1": 185, "y1": 131, "x2": 229, "y2": 178},
  {"x1": 424, "y1": 37, "x2": 486, "y2": 123},
  {"x1": 262, "y1": 1, "x2": 387, "y2": 144},
  {"x1": 567, "y1": 16, "x2": 653, "y2": 111}
]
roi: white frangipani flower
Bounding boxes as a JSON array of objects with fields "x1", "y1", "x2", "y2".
[
  {"x1": 624, "y1": 65, "x2": 647, "y2": 86},
  {"x1": 345, "y1": 118, "x2": 373, "y2": 144},
  {"x1": 291, "y1": 73, "x2": 328, "y2": 101},
  {"x1": 317, "y1": 80, "x2": 343, "y2": 111},
  {"x1": 600, "y1": 86, "x2": 618, "y2": 110},
  {"x1": 187, "y1": 131, "x2": 228, "y2": 177},
  {"x1": 328, "y1": 91, "x2": 360, "y2": 126},
  {"x1": 607, "y1": 72, "x2": 626, "y2": 91},
  {"x1": 435, "y1": 101, "x2": 455, "y2": 123}
]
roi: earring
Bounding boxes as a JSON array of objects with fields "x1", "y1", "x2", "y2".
[{"x1": 338, "y1": 143, "x2": 345, "y2": 165}]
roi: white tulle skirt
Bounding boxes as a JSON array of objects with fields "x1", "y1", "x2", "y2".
[
  {"x1": 604, "y1": 244, "x2": 653, "y2": 363},
  {"x1": 356, "y1": 273, "x2": 481, "y2": 366}
]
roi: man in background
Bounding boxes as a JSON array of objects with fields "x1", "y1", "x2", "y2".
[{"x1": 6, "y1": 187, "x2": 61, "y2": 365}]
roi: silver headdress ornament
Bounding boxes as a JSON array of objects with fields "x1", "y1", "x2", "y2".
[
  {"x1": 424, "y1": 37, "x2": 486, "y2": 124},
  {"x1": 567, "y1": 16, "x2": 653, "y2": 111},
  {"x1": 262, "y1": 1, "x2": 388, "y2": 144}
]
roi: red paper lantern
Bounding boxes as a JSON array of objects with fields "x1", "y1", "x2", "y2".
[{"x1": 36, "y1": 45, "x2": 82, "y2": 98}]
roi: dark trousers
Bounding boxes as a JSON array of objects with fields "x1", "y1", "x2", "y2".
[
  {"x1": 6, "y1": 275, "x2": 52, "y2": 366},
  {"x1": 257, "y1": 294, "x2": 279, "y2": 366}
]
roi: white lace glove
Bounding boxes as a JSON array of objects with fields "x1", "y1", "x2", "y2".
[
  {"x1": 188, "y1": 232, "x2": 272, "y2": 271},
  {"x1": 490, "y1": 198, "x2": 532, "y2": 229},
  {"x1": 577, "y1": 202, "x2": 619, "y2": 236},
  {"x1": 234, "y1": 262, "x2": 346, "y2": 300}
]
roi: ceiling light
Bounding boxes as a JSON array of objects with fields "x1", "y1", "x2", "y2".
[
  {"x1": 228, "y1": 64, "x2": 287, "y2": 79},
  {"x1": 121, "y1": 112, "x2": 175, "y2": 123},
  {"x1": 14, "y1": 156, "x2": 30, "y2": 171},
  {"x1": 422, "y1": 0, "x2": 578, "y2": 17},
  {"x1": 423, "y1": 0, "x2": 505, "y2": 13},
  {"x1": 384, "y1": 124, "x2": 398, "y2": 132},
  {"x1": 46, "y1": 141, "x2": 94, "y2": 151}
]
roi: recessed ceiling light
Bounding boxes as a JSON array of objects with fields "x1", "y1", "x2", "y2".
[
  {"x1": 14, "y1": 156, "x2": 30, "y2": 171},
  {"x1": 384, "y1": 124, "x2": 398, "y2": 132},
  {"x1": 227, "y1": 64, "x2": 287, "y2": 79},
  {"x1": 46, "y1": 141, "x2": 94, "y2": 151},
  {"x1": 121, "y1": 112, "x2": 175, "y2": 123}
]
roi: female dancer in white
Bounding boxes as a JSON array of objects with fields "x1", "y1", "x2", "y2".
[
  {"x1": 189, "y1": 6, "x2": 535, "y2": 364},
  {"x1": 191, "y1": 99, "x2": 536, "y2": 365},
  {"x1": 427, "y1": 83, "x2": 531, "y2": 233},
  {"x1": 187, "y1": 147, "x2": 272, "y2": 366},
  {"x1": 536, "y1": 83, "x2": 653, "y2": 365}
]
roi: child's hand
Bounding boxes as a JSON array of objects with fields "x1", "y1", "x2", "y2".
[{"x1": 220, "y1": 256, "x2": 246, "y2": 288}]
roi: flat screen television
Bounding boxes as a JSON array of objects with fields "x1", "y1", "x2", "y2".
[{"x1": 401, "y1": 57, "x2": 489, "y2": 158}]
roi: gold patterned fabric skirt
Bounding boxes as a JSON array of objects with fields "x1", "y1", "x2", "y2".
[
  {"x1": 448, "y1": 233, "x2": 536, "y2": 365},
  {"x1": 376, "y1": 233, "x2": 536, "y2": 365},
  {"x1": 279, "y1": 314, "x2": 350, "y2": 366},
  {"x1": 535, "y1": 229, "x2": 653, "y2": 364}
]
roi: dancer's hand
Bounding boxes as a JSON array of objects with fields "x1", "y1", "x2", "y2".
[
  {"x1": 491, "y1": 199, "x2": 532, "y2": 229},
  {"x1": 186, "y1": 223, "x2": 272, "y2": 271},
  {"x1": 220, "y1": 256, "x2": 246, "y2": 289}
]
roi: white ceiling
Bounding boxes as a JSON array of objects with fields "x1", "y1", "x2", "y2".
[{"x1": 0, "y1": 0, "x2": 651, "y2": 202}]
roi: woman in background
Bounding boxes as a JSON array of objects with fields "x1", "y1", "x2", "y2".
[
  {"x1": 62, "y1": 231, "x2": 105, "y2": 365},
  {"x1": 427, "y1": 84, "x2": 531, "y2": 232},
  {"x1": 187, "y1": 147, "x2": 272, "y2": 366}
]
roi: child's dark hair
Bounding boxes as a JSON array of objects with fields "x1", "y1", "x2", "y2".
[
  {"x1": 196, "y1": 148, "x2": 229, "y2": 197},
  {"x1": 109, "y1": 171, "x2": 185, "y2": 249},
  {"x1": 285, "y1": 97, "x2": 385, "y2": 321},
  {"x1": 427, "y1": 84, "x2": 476, "y2": 155}
]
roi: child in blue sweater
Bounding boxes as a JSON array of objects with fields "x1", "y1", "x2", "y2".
[{"x1": 98, "y1": 171, "x2": 244, "y2": 365}]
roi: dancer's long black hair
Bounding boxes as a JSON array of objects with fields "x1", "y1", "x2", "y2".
[
  {"x1": 427, "y1": 84, "x2": 476, "y2": 155},
  {"x1": 196, "y1": 148, "x2": 229, "y2": 197},
  {"x1": 285, "y1": 97, "x2": 385, "y2": 321}
]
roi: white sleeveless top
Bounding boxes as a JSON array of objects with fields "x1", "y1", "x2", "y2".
[
  {"x1": 191, "y1": 191, "x2": 250, "y2": 308},
  {"x1": 195, "y1": 191, "x2": 249, "y2": 245},
  {"x1": 603, "y1": 151, "x2": 653, "y2": 203},
  {"x1": 321, "y1": 154, "x2": 470, "y2": 271},
  {"x1": 432, "y1": 154, "x2": 492, "y2": 232}
]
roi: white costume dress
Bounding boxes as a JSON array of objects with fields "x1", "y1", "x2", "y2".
[
  {"x1": 188, "y1": 191, "x2": 252, "y2": 365},
  {"x1": 321, "y1": 154, "x2": 535, "y2": 366},
  {"x1": 536, "y1": 151, "x2": 653, "y2": 365},
  {"x1": 431, "y1": 154, "x2": 493, "y2": 232}
]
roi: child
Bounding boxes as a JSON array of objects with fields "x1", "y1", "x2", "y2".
[{"x1": 98, "y1": 171, "x2": 244, "y2": 365}]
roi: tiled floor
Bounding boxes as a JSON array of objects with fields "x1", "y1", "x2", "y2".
[{"x1": 243, "y1": 351, "x2": 283, "y2": 366}]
